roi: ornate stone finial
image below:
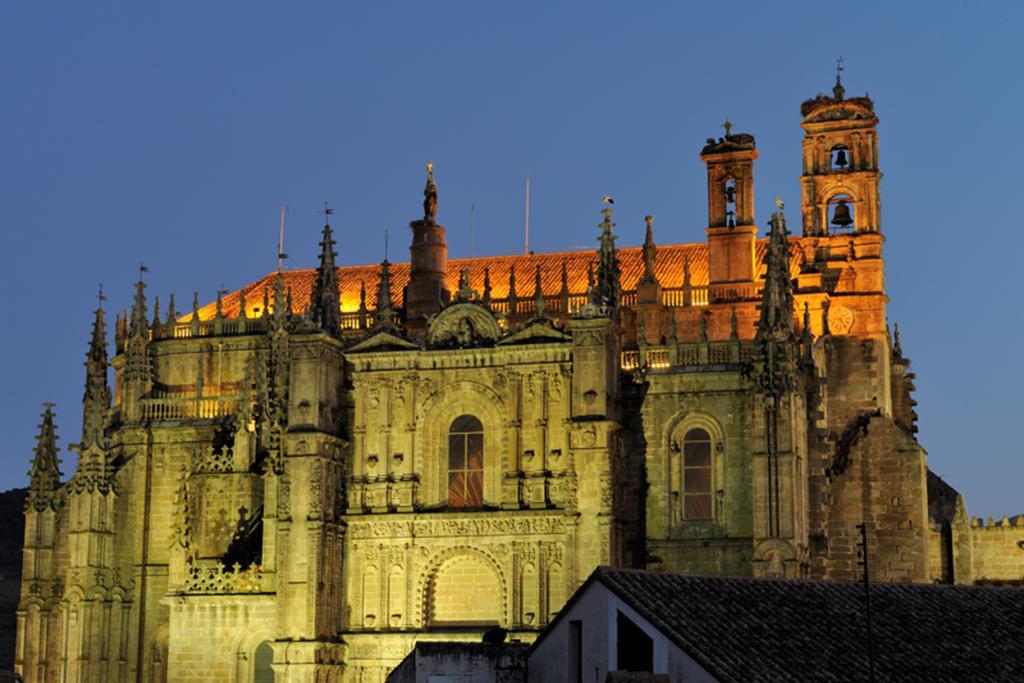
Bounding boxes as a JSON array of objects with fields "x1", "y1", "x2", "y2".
[
  {"x1": 821, "y1": 298, "x2": 832, "y2": 336},
  {"x1": 152, "y1": 295, "x2": 161, "y2": 327},
  {"x1": 722, "y1": 118, "x2": 733, "y2": 138},
  {"x1": 309, "y1": 221, "x2": 341, "y2": 336},
  {"x1": 82, "y1": 298, "x2": 112, "y2": 449},
  {"x1": 261, "y1": 286, "x2": 270, "y2": 320},
  {"x1": 423, "y1": 161, "x2": 438, "y2": 221},
  {"x1": 833, "y1": 56, "x2": 846, "y2": 100},
  {"x1": 27, "y1": 403, "x2": 62, "y2": 512},
  {"x1": 129, "y1": 275, "x2": 149, "y2": 339},
  {"x1": 893, "y1": 322, "x2": 903, "y2": 357},
  {"x1": 801, "y1": 303, "x2": 814, "y2": 358},
  {"x1": 238, "y1": 288, "x2": 248, "y2": 320},
  {"x1": 753, "y1": 209, "x2": 800, "y2": 396},
  {"x1": 641, "y1": 215, "x2": 657, "y2": 285},
  {"x1": 507, "y1": 265, "x2": 518, "y2": 302},
  {"x1": 454, "y1": 266, "x2": 476, "y2": 303},
  {"x1": 593, "y1": 205, "x2": 621, "y2": 316},
  {"x1": 560, "y1": 260, "x2": 570, "y2": 298},
  {"x1": 374, "y1": 259, "x2": 396, "y2": 329},
  {"x1": 270, "y1": 273, "x2": 288, "y2": 326},
  {"x1": 756, "y1": 211, "x2": 796, "y2": 342},
  {"x1": 683, "y1": 253, "x2": 692, "y2": 287},
  {"x1": 358, "y1": 280, "x2": 368, "y2": 329},
  {"x1": 214, "y1": 291, "x2": 223, "y2": 321},
  {"x1": 533, "y1": 264, "x2": 547, "y2": 317},
  {"x1": 482, "y1": 267, "x2": 492, "y2": 303},
  {"x1": 192, "y1": 291, "x2": 201, "y2": 322},
  {"x1": 166, "y1": 292, "x2": 177, "y2": 325}
]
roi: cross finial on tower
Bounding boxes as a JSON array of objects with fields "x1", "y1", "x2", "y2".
[
  {"x1": 323, "y1": 201, "x2": 333, "y2": 225},
  {"x1": 97, "y1": 283, "x2": 106, "y2": 309},
  {"x1": 833, "y1": 56, "x2": 846, "y2": 100},
  {"x1": 722, "y1": 118, "x2": 733, "y2": 137},
  {"x1": 138, "y1": 262, "x2": 149, "y2": 282}
]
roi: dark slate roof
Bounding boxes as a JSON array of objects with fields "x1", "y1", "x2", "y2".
[{"x1": 589, "y1": 568, "x2": 1024, "y2": 683}]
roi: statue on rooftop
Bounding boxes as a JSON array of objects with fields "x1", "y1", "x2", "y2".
[{"x1": 423, "y1": 161, "x2": 438, "y2": 220}]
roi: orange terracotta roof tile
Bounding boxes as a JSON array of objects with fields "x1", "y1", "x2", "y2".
[{"x1": 196, "y1": 239, "x2": 791, "y2": 321}]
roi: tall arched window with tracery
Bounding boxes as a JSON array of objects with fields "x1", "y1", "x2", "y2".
[
  {"x1": 448, "y1": 415, "x2": 484, "y2": 508},
  {"x1": 683, "y1": 427, "x2": 713, "y2": 520}
]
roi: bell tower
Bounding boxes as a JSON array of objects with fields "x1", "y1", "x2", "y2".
[
  {"x1": 799, "y1": 63, "x2": 881, "y2": 236},
  {"x1": 700, "y1": 120, "x2": 758, "y2": 289}
]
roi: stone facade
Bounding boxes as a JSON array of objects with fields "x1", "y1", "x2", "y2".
[{"x1": 16, "y1": 79, "x2": 1023, "y2": 682}]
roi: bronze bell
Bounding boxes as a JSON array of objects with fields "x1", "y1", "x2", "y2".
[
  {"x1": 833, "y1": 147, "x2": 849, "y2": 169},
  {"x1": 831, "y1": 200, "x2": 854, "y2": 229}
]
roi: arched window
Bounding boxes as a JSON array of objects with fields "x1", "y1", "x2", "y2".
[
  {"x1": 682, "y1": 428, "x2": 713, "y2": 520},
  {"x1": 253, "y1": 640, "x2": 274, "y2": 683},
  {"x1": 448, "y1": 415, "x2": 484, "y2": 508},
  {"x1": 723, "y1": 178, "x2": 737, "y2": 227}
]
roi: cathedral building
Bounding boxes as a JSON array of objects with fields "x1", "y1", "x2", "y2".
[{"x1": 16, "y1": 78, "x2": 1024, "y2": 682}]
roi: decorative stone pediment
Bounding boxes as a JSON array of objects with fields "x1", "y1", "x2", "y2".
[
  {"x1": 426, "y1": 303, "x2": 501, "y2": 349},
  {"x1": 497, "y1": 322, "x2": 571, "y2": 346},
  {"x1": 346, "y1": 331, "x2": 421, "y2": 354},
  {"x1": 803, "y1": 100, "x2": 876, "y2": 124}
]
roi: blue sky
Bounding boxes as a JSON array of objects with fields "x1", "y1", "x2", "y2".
[{"x1": 1, "y1": 2, "x2": 1021, "y2": 517}]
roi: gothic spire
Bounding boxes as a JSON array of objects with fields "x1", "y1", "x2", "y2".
[
  {"x1": 309, "y1": 220, "x2": 341, "y2": 336},
  {"x1": 508, "y1": 265, "x2": 518, "y2": 302},
  {"x1": 533, "y1": 263, "x2": 548, "y2": 318},
  {"x1": 358, "y1": 280, "x2": 368, "y2": 328},
  {"x1": 374, "y1": 259, "x2": 397, "y2": 329},
  {"x1": 129, "y1": 276, "x2": 148, "y2": 338},
  {"x1": 640, "y1": 215, "x2": 658, "y2": 284},
  {"x1": 756, "y1": 210, "x2": 796, "y2": 343},
  {"x1": 753, "y1": 209, "x2": 799, "y2": 396},
  {"x1": 593, "y1": 205, "x2": 621, "y2": 315},
  {"x1": 82, "y1": 299, "x2": 112, "y2": 449},
  {"x1": 27, "y1": 403, "x2": 62, "y2": 512},
  {"x1": 482, "y1": 267, "x2": 492, "y2": 304}
]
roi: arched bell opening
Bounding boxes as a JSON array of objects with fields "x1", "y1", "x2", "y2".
[
  {"x1": 723, "y1": 178, "x2": 737, "y2": 227},
  {"x1": 830, "y1": 144, "x2": 850, "y2": 171},
  {"x1": 828, "y1": 193, "x2": 855, "y2": 233}
]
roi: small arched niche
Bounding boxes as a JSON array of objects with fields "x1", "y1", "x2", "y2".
[{"x1": 253, "y1": 640, "x2": 274, "y2": 683}]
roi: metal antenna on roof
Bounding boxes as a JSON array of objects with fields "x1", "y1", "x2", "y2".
[
  {"x1": 277, "y1": 204, "x2": 290, "y2": 272},
  {"x1": 469, "y1": 203, "x2": 476, "y2": 258},
  {"x1": 856, "y1": 522, "x2": 877, "y2": 682},
  {"x1": 524, "y1": 175, "x2": 531, "y2": 255}
]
